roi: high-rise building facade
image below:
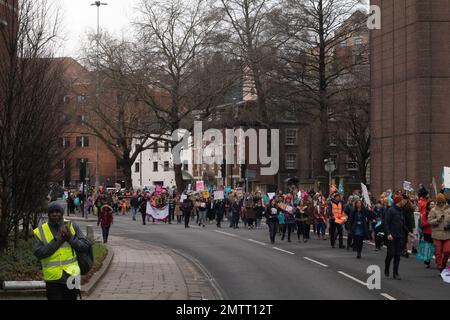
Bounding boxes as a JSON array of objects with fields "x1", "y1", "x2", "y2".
[{"x1": 371, "y1": 0, "x2": 450, "y2": 194}]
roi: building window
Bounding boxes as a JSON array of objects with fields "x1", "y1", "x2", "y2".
[
  {"x1": 286, "y1": 153, "x2": 297, "y2": 170},
  {"x1": 164, "y1": 161, "x2": 170, "y2": 172},
  {"x1": 61, "y1": 137, "x2": 70, "y2": 148},
  {"x1": 135, "y1": 163, "x2": 140, "y2": 173},
  {"x1": 153, "y1": 162, "x2": 158, "y2": 172},
  {"x1": 77, "y1": 114, "x2": 89, "y2": 125},
  {"x1": 339, "y1": 40, "x2": 347, "y2": 47},
  {"x1": 76, "y1": 136, "x2": 89, "y2": 148},
  {"x1": 329, "y1": 135, "x2": 337, "y2": 147},
  {"x1": 164, "y1": 141, "x2": 169, "y2": 152},
  {"x1": 152, "y1": 142, "x2": 158, "y2": 153},
  {"x1": 347, "y1": 156, "x2": 358, "y2": 171},
  {"x1": 77, "y1": 95, "x2": 87, "y2": 104},
  {"x1": 328, "y1": 107, "x2": 336, "y2": 121},
  {"x1": 330, "y1": 153, "x2": 338, "y2": 164},
  {"x1": 116, "y1": 160, "x2": 121, "y2": 170},
  {"x1": 354, "y1": 37, "x2": 363, "y2": 46},
  {"x1": 183, "y1": 162, "x2": 189, "y2": 171},
  {"x1": 63, "y1": 95, "x2": 71, "y2": 104},
  {"x1": 285, "y1": 129, "x2": 297, "y2": 145},
  {"x1": 347, "y1": 133, "x2": 356, "y2": 147},
  {"x1": 77, "y1": 158, "x2": 88, "y2": 168}
]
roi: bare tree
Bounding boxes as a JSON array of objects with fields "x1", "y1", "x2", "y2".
[
  {"x1": 214, "y1": 0, "x2": 284, "y2": 126},
  {"x1": 129, "y1": 0, "x2": 238, "y2": 191},
  {"x1": 274, "y1": 0, "x2": 368, "y2": 175},
  {"x1": 81, "y1": 34, "x2": 168, "y2": 190},
  {"x1": 0, "y1": 0, "x2": 66, "y2": 251},
  {"x1": 334, "y1": 69, "x2": 370, "y2": 184}
]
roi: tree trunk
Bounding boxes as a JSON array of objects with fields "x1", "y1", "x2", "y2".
[
  {"x1": 122, "y1": 163, "x2": 133, "y2": 190},
  {"x1": 174, "y1": 163, "x2": 185, "y2": 194}
]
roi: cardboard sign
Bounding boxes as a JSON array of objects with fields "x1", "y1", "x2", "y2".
[
  {"x1": 214, "y1": 191, "x2": 225, "y2": 200},
  {"x1": 403, "y1": 181, "x2": 414, "y2": 192},
  {"x1": 444, "y1": 167, "x2": 450, "y2": 189},
  {"x1": 196, "y1": 181, "x2": 205, "y2": 191},
  {"x1": 361, "y1": 183, "x2": 371, "y2": 208},
  {"x1": 201, "y1": 191, "x2": 210, "y2": 199}
]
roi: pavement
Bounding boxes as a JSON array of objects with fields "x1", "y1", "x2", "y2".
[
  {"x1": 73, "y1": 214, "x2": 450, "y2": 300},
  {"x1": 87, "y1": 236, "x2": 218, "y2": 300}
]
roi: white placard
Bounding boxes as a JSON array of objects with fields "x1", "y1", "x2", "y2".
[
  {"x1": 181, "y1": 195, "x2": 187, "y2": 202},
  {"x1": 403, "y1": 181, "x2": 414, "y2": 192},
  {"x1": 268, "y1": 193, "x2": 276, "y2": 200},
  {"x1": 444, "y1": 167, "x2": 450, "y2": 189},
  {"x1": 214, "y1": 191, "x2": 224, "y2": 200},
  {"x1": 361, "y1": 183, "x2": 371, "y2": 208}
]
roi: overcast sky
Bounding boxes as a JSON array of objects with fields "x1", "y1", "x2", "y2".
[{"x1": 55, "y1": 0, "x2": 138, "y2": 58}]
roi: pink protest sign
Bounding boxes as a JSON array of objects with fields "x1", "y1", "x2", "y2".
[{"x1": 196, "y1": 181, "x2": 205, "y2": 191}]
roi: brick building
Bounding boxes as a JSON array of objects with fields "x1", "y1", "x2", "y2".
[
  {"x1": 370, "y1": 0, "x2": 450, "y2": 195},
  {"x1": 59, "y1": 58, "x2": 124, "y2": 189}
]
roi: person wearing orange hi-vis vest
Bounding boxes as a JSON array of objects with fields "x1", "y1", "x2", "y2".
[{"x1": 327, "y1": 193, "x2": 346, "y2": 249}]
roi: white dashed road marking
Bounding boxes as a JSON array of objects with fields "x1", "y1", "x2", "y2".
[
  {"x1": 303, "y1": 257, "x2": 328, "y2": 268},
  {"x1": 247, "y1": 239, "x2": 267, "y2": 246},
  {"x1": 272, "y1": 247, "x2": 295, "y2": 255},
  {"x1": 337, "y1": 271, "x2": 367, "y2": 286},
  {"x1": 380, "y1": 293, "x2": 397, "y2": 300},
  {"x1": 214, "y1": 230, "x2": 238, "y2": 238}
]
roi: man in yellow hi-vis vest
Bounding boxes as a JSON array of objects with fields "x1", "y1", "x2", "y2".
[{"x1": 33, "y1": 201, "x2": 90, "y2": 300}]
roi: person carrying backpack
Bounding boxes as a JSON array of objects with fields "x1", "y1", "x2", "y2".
[{"x1": 33, "y1": 202, "x2": 91, "y2": 300}]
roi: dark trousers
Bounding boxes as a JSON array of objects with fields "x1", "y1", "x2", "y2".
[
  {"x1": 385, "y1": 237, "x2": 403, "y2": 275},
  {"x1": 216, "y1": 213, "x2": 223, "y2": 227},
  {"x1": 45, "y1": 282, "x2": 78, "y2": 300},
  {"x1": 316, "y1": 221, "x2": 326, "y2": 236},
  {"x1": 297, "y1": 222, "x2": 310, "y2": 239},
  {"x1": 329, "y1": 222, "x2": 344, "y2": 247},
  {"x1": 184, "y1": 212, "x2": 190, "y2": 227},
  {"x1": 282, "y1": 223, "x2": 294, "y2": 241},
  {"x1": 101, "y1": 226, "x2": 110, "y2": 242},
  {"x1": 374, "y1": 227, "x2": 383, "y2": 249},
  {"x1": 353, "y1": 235, "x2": 364, "y2": 256},
  {"x1": 141, "y1": 212, "x2": 147, "y2": 225},
  {"x1": 268, "y1": 221, "x2": 278, "y2": 243}
]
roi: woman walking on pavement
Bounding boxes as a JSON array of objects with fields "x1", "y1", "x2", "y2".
[
  {"x1": 428, "y1": 193, "x2": 450, "y2": 273},
  {"x1": 348, "y1": 200, "x2": 370, "y2": 259},
  {"x1": 98, "y1": 205, "x2": 114, "y2": 243}
]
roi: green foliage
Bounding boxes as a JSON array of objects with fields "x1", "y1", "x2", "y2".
[
  {"x1": 0, "y1": 239, "x2": 42, "y2": 283},
  {"x1": 0, "y1": 240, "x2": 109, "y2": 285}
]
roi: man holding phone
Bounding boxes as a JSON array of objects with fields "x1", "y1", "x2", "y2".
[{"x1": 33, "y1": 202, "x2": 90, "y2": 300}]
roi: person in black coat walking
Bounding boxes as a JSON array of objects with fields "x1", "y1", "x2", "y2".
[
  {"x1": 348, "y1": 200, "x2": 370, "y2": 259},
  {"x1": 214, "y1": 200, "x2": 226, "y2": 228},
  {"x1": 384, "y1": 195, "x2": 414, "y2": 280}
]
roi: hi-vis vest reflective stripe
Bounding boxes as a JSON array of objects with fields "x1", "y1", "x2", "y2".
[
  {"x1": 332, "y1": 203, "x2": 347, "y2": 224},
  {"x1": 33, "y1": 221, "x2": 79, "y2": 281}
]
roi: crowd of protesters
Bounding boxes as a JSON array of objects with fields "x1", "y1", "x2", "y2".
[{"x1": 62, "y1": 183, "x2": 450, "y2": 280}]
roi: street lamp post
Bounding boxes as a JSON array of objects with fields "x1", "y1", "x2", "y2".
[
  {"x1": 91, "y1": 1, "x2": 108, "y2": 189},
  {"x1": 324, "y1": 158, "x2": 336, "y2": 195}
]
